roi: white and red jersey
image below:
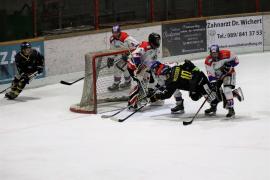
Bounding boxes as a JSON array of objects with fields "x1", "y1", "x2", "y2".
[
  {"x1": 205, "y1": 49, "x2": 239, "y2": 82},
  {"x1": 110, "y1": 31, "x2": 139, "y2": 50},
  {"x1": 129, "y1": 41, "x2": 159, "y2": 71}
]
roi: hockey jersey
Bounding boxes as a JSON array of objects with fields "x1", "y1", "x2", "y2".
[
  {"x1": 129, "y1": 41, "x2": 159, "y2": 70},
  {"x1": 205, "y1": 49, "x2": 239, "y2": 81},
  {"x1": 15, "y1": 49, "x2": 44, "y2": 74},
  {"x1": 110, "y1": 32, "x2": 139, "y2": 50}
]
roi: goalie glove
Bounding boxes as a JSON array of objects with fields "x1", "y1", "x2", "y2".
[{"x1": 107, "y1": 57, "x2": 114, "y2": 68}]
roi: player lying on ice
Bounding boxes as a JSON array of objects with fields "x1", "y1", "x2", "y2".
[
  {"x1": 149, "y1": 59, "x2": 217, "y2": 112},
  {"x1": 150, "y1": 61, "x2": 185, "y2": 114},
  {"x1": 5, "y1": 42, "x2": 44, "y2": 100},
  {"x1": 204, "y1": 44, "x2": 244, "y2": 118}
]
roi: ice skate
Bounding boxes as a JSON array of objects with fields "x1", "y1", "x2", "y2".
[
  {"x1": 226, "y1": 107, "x2": 235, "y2": 118},
  {"x1": 108, "y1": 83, "x2": 119, "y2": 91},
  {"x1": 205, "y1": 105, "x2": 217, "y2": 116},
  {"x1": 171, "y1": 101, "x2": 184, "y2": 114},
  {"x1": 119, "y1": 81, "x2": 131, "y2": 89}
]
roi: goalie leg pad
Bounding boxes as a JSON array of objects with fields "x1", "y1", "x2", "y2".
[{"x1": 128, "y1": 85, "x2": 140, "y2": 109}]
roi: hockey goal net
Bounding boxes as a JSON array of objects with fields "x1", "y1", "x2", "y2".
[{"x1": 70, "y1": 48, "x2": 132, "y2": 114}]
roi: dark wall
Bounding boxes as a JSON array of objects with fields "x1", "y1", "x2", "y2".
[{"x1": 1, "y1": 0, "x2": 270, "y2": 42}]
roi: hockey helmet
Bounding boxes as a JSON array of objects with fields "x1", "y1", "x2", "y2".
[
  {"x1": 209, "y1": 44, "x2": 220, "y2": 60},
  {"x1": 148, "y1": 33, "x2": 161, "y2": 48},
  {"x1": 112, "y1": 25, "x2": 121, "y2": 38},
  {"x1": 21, "y1": 42, "x2": 32, "y2": 50},
  {"x1": 150, "y1": 61, "x2": 161, "y2": 71},
  {"x1": 20, "y1": 42, "x2": 32, "y2": 55}
]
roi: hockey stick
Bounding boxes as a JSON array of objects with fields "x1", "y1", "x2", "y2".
[
  {"x1": 183, "y1": 89, "x2": 214, "y2": 126},
  {"x1": 60, "y1": 57, "x2": 126, "y2": 86},
  {"x1": 101, "y1": 80, "x2": 155, "y2": 119},
  {"x1": 60, "y1": 77, "x2": 85, "y2": 85},
  {"x1": 60, "y1": 64, "x2": 108, "y2": 85},
  {"x1": 117, "y1": 101, "x2": 148, "y2": 122},
  {"x1": 101, "y1": 91, "x2": 149, "y2": 119},
  {"x1": 0, "y1": 87, "x2": 11, "y2": 94},
  {"x1": 110, "y1": 89, "x2": 157, "y2": 122},
  {"x1": 1, "y1": 71, "x2": 38, "y2": 94}
]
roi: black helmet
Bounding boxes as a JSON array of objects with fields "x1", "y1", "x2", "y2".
[
  {"x1": 148, "y1": 33, "x2": 161, "y2": 48},
  {"x1": 21, "y1": 42, "x2": 32, "y2": 50}
]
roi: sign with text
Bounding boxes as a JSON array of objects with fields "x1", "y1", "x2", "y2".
[
  {"x1": 162, "y1": 20, "x2": 207, "y2": 57},
  {"x1": 207, "y1": 16, "x2": 263, "y2": 49},
  {"x1": 0, "y1": 40, "x2": 45, "y2": 84}
]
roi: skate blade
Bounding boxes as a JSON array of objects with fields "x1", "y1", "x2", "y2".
[
  {"x1": 171, "y1": 110, "x2": 185, "y2": 114},
  {"x1": 204, "y1": 113, "x2": 216, "y2": 117},
  {"x1": 224, "y1": 115, "x2": 236, "y2": 120}
]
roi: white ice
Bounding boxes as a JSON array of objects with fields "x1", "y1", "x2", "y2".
[{"x1": 0, "y1": 52, "x2": 270, "y2": 180}]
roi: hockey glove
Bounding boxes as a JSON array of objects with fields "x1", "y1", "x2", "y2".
[
  {"x1": 36, "y1": 66, "x2": 44, "y2": 74},
  {"x1": 220, "y1": 62, "x2": 232, "y2": 74},
  {"x1": 150, "y1": 93, "x2": 161, "y2": 103},
  {"x1": 121, "y1": 54, "x2": 129, "y2": 61},
  {"x1": 107, "y1": 57, "x2": 114, "y2": 68},
  {"x1": 20, "y1": 74, "x2": 30, "y2": 84},
  {"x1": 147, "y1": 88, "x2": 155, "y2": 98}
]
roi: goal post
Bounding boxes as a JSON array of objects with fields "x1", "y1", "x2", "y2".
[{"x1": 70, "y1": 47, "x2": 131, "y2": 114}]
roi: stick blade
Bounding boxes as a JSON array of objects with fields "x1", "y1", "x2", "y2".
[
  {"x1": 101, "y1": 114, "x2": 112, "y2": 118},
  {"x1": 110, "y1": 117, "x2": 120, "y2": 122},
  {"x1": 60, "y1": 80, "x2": 72, "y2": 85},
  {"x1": 183, "y1": 120, "x2": 193, "y2": 126}
]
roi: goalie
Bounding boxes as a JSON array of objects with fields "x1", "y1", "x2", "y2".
[
  {"x1": 127, "y1": 32, "x2": 161, "y2": 110},
  {"x1": 107, "y1": 25, "x2": 139, "y2": 91},
  {"x1": 5, "y1": 42, "x2": 44, "y2": 100}
]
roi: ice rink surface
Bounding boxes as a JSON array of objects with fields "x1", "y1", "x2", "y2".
[{"x1": 0, "y1": 52, "x2": 270, "y2": 180}]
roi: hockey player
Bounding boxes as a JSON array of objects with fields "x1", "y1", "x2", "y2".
[
  {"x1": 127, "y1": 32, "x2": 161, "y2": 109},
  {"x1": 150, "y1": 61, "x2": 185, "y2": 114},
  {"x1": 5, "y1": 42, "x2": 44, "y2": 100},
  {"x1": 204, "y1": 44, "x2": 243, "y2": 118},
  {"x1": 149, "y1": 60, "x2": 216, "y2": 109},
  {"x1": 107, "y1": 25, "x2": 139, "y2": 91}
]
